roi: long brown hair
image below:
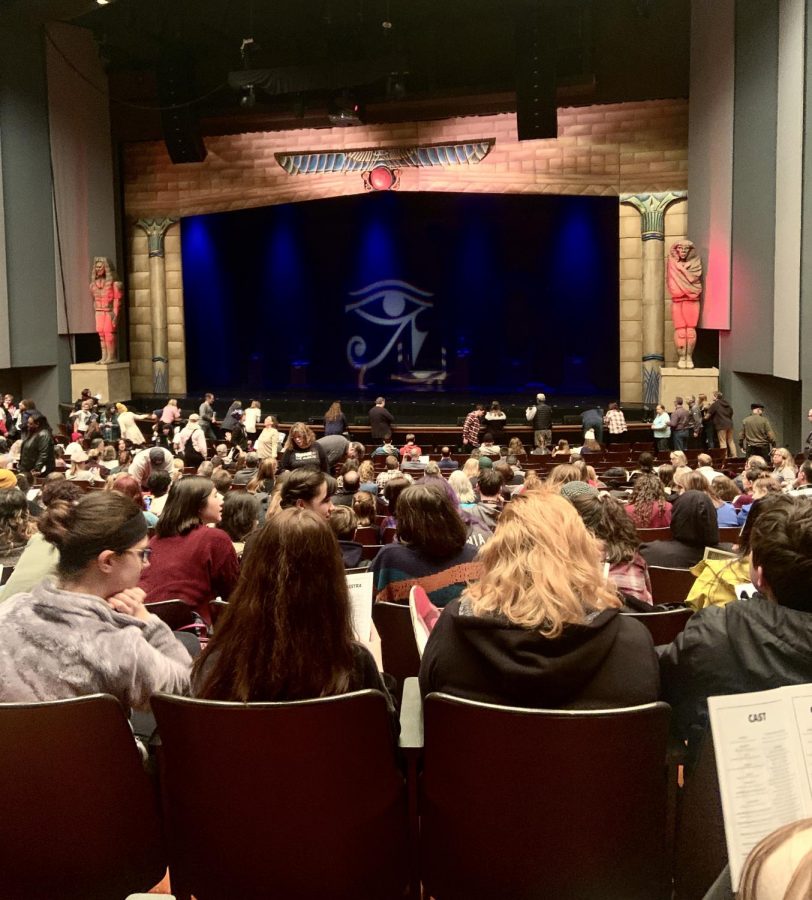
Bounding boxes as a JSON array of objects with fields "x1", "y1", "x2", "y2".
[
  {"x1": 396, "y1": 483, "x2": 467, "y2": 561},
  {"x1": 628, "y1": 473, "x2": 669, "y2": 527},
  {"x1": 283, "y1": 422, "x2": 315, "y2": 451},
  {"x1": 192, "y1": 508, "x2": 355, "y2": 702},
  {"x1": 324, "y1": 401, "x2": 343, "y2": 422}
]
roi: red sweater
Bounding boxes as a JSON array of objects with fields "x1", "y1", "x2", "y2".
[{"x1": 140, "y1": 526, "x2": 239, "y2": 624}]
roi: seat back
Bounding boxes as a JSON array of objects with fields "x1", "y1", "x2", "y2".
[
  {"x1": 717, "y1": 526, "x2": 741, "y2": 543},
  {"x1": 649, "y1": 566, "x2": 697, "y2": 605},
  {"x1": 421, "y1": 694, "x2": 672, "y2": 900},
  {"x1": 622, "y1": 607, "x2": 693, "y2": 645},
  {"x1": 0, "y1": 694, "x2": 165, "y2": 900},
  {"x1": 152, "y1": 691, "x2": 407, "y2": 900},
  {"x1": 209, "y1": 598, "x2": 229, "y2": 627},
  {"x1": 636, "y1": 527, "x2": 673, "y2": 542},
  {"x1": 372, "y1": 601, "x2": 421, "y2": 694},
  {"x1": 353, "y1": 526, "x2": 379, "y2": 546},
  {"x1": 145, "y1": 599, "x2": 197, "y2": 631}
]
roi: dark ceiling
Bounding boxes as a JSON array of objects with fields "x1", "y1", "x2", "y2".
[{"x1": 35, "y1": 0, "x2": 689, "y2": 140}]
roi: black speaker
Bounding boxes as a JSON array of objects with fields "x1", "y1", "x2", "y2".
[
  {"x1": 514, "y1": 4, "x2": 557, "y2": 141},
  {"x1": 157, "y1": 63, "x2": 207, "y2": 164}
]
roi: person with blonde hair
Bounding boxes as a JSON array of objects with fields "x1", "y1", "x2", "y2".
[
  {"x1": 419, "y1": 490, "x2": 659, "y2": 706},
  {"x1": 771, "y1": 446, "x2": 797, "y2": 483},
  {"x1": 448, "y1": 469, "x2": 477, "y2": 507},
  {"x1": 114, "y1": 402, "x2": 148, "y2": 446},
  {"x1": 546, "y1": 463, "x2": 581, "y2": 490}
]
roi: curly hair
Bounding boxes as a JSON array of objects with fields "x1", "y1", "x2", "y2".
[
  {"x1": 568, "y1": 492, "x2": 640, "y2": 565},
  {"x1": 283, "y1": 422, "x2": 316, "y2": 452},
  {"x1": 0, "y1": 489, "x2": 34, "y2": 552},
  {"x1": 628, "y1": 473, "x2": 669, "y2": 527}
]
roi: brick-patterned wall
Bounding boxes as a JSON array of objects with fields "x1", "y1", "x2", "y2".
[{"x1": 123, "y1": 98, "x2": 688, "y2": 397}]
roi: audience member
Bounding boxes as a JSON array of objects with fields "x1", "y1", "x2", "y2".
[
  {"x1": 551, "y1": 439, "x2": 571, "y2": 459},
  {"x1": 569, "y1": 492, "x2": 653, "y2": 605},
  {"x1": 771, "y1": 447, "x2": 797, "y2": 483},
  {"x1": 377, "y1": 454, "x2": 409, "y2": 491},
  {"x1": 660, "y1": 493, "x2": 812, "y2": 753},
  {"x1": 640, "y1": 490, "x2": 719, "y2": 569},
  {"x1": 603, "y1": 401, "x2": 627, "y2": 446},
  {"x1": 139, "y1": 476, "x2": 239, "y2": 625},
  {"x1": 368, "y1": 397, "x2": 395, "y2": 442},
  {"x1": 192, "y1": 508, "x2": 394, "y2": 725},
  {"x1": 129, "y1": 445, "x2": 174, "y2": 488},
  {"x1": 789, "y1": 460, "x2": 812, "y2": 496},
  {"x1": 678, "y1": 471, "x2": 738, "y2": 526},
  {"x1": 316, "y1": 433, "x2": 350, "y2": 469},
  {"x1": 380, "y1": 476, "x2": 410, "y2": 531},
  {"x1": 737, "y1": 474, "x2": 783, "y2": 525},
  {"x1": 146, "y1": 470, "x2": 172, "y2": 517},
  {"x1": 352, "y1": 490, "x2": 378, "y2": 537},
  {"x1": 0, "y1": 491, "x2": 191, "y2": 707},
  {"x1": 398, "y1": 433, "x2": 422, "y2": 458},
  {"x1": 462, "y1": 404, "x2": 485, "y2": 449},
  {"x1": 465, "y1": 468, "x2": 504, "y2": 534},
  {"x1": 740, "y1": 402, "x2": 776, "y2": 459},
  {"x1": 694, "y1": 452, "x2": 724, "y2": 484},
  {"x1": 652, "y1": 403, "x2": 671, "y2": 451},
  {"x1": 448, "y1": 469, "x2": 477, "y2": 508},
  {"x1": 255, "y1": 416, "x2": 280, "y2": 461},
  {"x1": 19, "y1": 411, "x2": 55, "y2": 476},
  {"x1": 625, "y1": 473, "x2": 671, "y2": 528},
  {"x1": 243, "y1": 399, "x2": 262, "y2": 439},
  {"x1": 401, "y1": 448, "x2": 426, "y2": 474},
  {"x1": 232, "y1": 452, "x2": 260, "y2": 485},
  {"x1": 221, "y1": 400, "x2": 243, "y2": 433},
  {"x1": 478, "y1": 433, "x2": 501, "y2": 458},
  {"x1": 357, "y1": 460, "x2": 378, "y2": 495},
  {"x1": 218, "y1": 491, "x2": 259, "y2": 556},
  {"x1": 708, "y1": 390, "x2": 737, "y2": 457},
  {"x1": 526, "y1": 393, "x2": 553, "y2": 453},
  {"x1": 419, "y1": 490, "x2": 658, "y2": 706},
  {"x1": 372, "y1": 483, "x2": 480, "y2": 607},
  {"x1": 507, "y1": 437, "x2": 527, "y2": 459},
  {"x1": 66, "y1": 449, "x2": 104, "y2": 483},
  {"x1": 109, "y1": 473, "x2": 158, "y2": 527},
  {"x1": 372, "y1": 434, "x2": 398, "y2": 457},
  {"x1": 280, "y1": 422, "x2": 328, "y2": 472},
  {"x1": 176, "y1": 414, "x2": 208, "y2": 468},
  {"x1": 332, "y1": 469, "x2": 360, "y2": 507},
  {"x1": 670, "y1": 397, "x2": 691, "y2": 451},
  {"x1": 211, "y1": 468, "x2": 233, "y2": 497},
  {"x1": 0, "y1": 487, "x2": 36, "y2": 570},
  {"x1": 279, "y1": 468, "x2": 333, "y2": 521},
  {"x1": 323, "y1": 401, "x2": 348, "y2": 435},
  {"x1": 581, "y1": 406, "x2": 604, "y2": 445},
  {"x1": 328, "y1": 505, "x2": 364, "y2": 568}
]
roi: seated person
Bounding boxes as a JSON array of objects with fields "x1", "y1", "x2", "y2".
[
  {"x1": 146, "y1": 470, "x2": 172, "y2": 517},
  {"x1": 0, "y1": 486, "x2": 36, "y2": 570},
  {"x1": 737, "y1": 473, "x2": 783, "y2": 525},
  {"x1": 419, "y1": 490, "x2": 659, "y2": 707},
  {"x1": 352, "y1": 490, "x2": 380, "y2": 541},
  {"x1": 0, "y1": 491, "x2": 191, "y2": 707},
  {"x1": 465, "y1": 468, "x2": 504, "y2": 533},
  {"x1": 372, "y1": 434, "x2": 398, "y2": 457},
  {"x1": 357, "y1": 460, "x2": 378, "y2": 496},
  {"x1": 192, "y1": 507, "x2": 395, "y2": 729},
  {"x1": 398, "y1": 434, "x2": 422, "y2": 458},
  {"x1": 329, "y1": 505, "x2": 364, "y2": 568},
  {"x1": 478, "y1": 433, "x2": 502, "y2": 458},
  {"x1": 660, "y1": 493, "x2": 812, "y2": 752},
  {"x1": 551, "y1": 439, "x2": 571, "y2": 459},
  {"x1": 232, "y1": 452, "x2": 260, "y2": 485},
  {"x1": 570, "y1": 492, "x2": 653, "y2": 605},
  {"x1": 438, "y1": 446, "x2": 459, "y2": 471},
  {"x1": 624, "y1": 473, "x2": 671, "y2": 529},
  {"x1": 379, "y1": 476, "x2": 411, "y2": 531},
  {"x1": 640, "y1": 491, "x2": 720, "y2": 569},
  {"x1": 372, "y1": 483, "x2": 481, "y2": 607},
  {"x1": 332, "y1": 469, "x2": 360, "y2": 507},
  {"x1": 218, "y1": 491, "x2": 260, "y2": 557},
  {"x1": 401, "y1": 448, "x2": 426, "y2": 474}
]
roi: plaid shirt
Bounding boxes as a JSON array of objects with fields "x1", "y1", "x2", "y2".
[
  {"x1": 462, "y1": 411, "x2": 482, "y2": 446},
  {"x1": 603, "y1": 409, "x2": 627, "y2": 435}
]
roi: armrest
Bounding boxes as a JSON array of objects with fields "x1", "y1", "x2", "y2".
[{"x1": 399, "y1": 677, "x2": 424, "y2": 751}]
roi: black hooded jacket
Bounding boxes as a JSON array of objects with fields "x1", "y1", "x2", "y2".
[
  {"x1": 419, "y1": 598, "x2": 659, "y2": 709},
  {"x1": 640, "y1": 491, "x2": 719, "y2": 569},
  {"x1": 660, "y1": 594, "x2": 812, "y2": 743}
]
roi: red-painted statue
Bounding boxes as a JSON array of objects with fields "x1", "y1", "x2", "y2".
[
  {"x1": 90, "y1": 257, "x2": 123, "y2": 364},
  {"x1": 667, "y1": 239, "x2": 703, "y2": 369}
]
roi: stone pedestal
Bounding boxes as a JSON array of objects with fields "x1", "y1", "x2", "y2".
[
  {"x1": 659, "y1": 366, "x2": 719, "y2": 404},
  {"x1": 70, "y1": 362, "x2": 132, "y2": 405}
]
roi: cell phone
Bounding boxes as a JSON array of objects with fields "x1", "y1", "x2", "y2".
[{"x1": 143, "y1": 495, "x2": 152, "y2": 511}]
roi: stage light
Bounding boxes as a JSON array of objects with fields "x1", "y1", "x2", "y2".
[{"x1": 328, "y1": 90, "x2": 365, "y2": 126}]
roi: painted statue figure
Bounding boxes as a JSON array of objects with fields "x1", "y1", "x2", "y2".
[
  {"x1": 90, "y1": 257, "x2": 123, "y2": 364},
  {"x1": 667, "y1": 240, "x2": 703, "y2": 369}
]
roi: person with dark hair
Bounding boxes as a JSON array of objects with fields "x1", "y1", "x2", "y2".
[
  {"x1": 789, "y1": 459, "x2": 812, "y2": 496},
  {"x1": 368, "y1": 397, "x2": 395, "y2": 442},
  {"x1": 109, "y1": 473, "x2": 158, "y2": 527},
  {"x1": 139, "y1": 476, "x2": 239, "y2": 624},
  {"x1": 640, "y1": 490, "x2": 720, "y2": 569},
  {"x1": 18, "y1": 410, "x2": 55, "y2": 476},
  {"x1": 380, "y1": 476, "x2": 410, "y2": 531},
  {"x1": 372, "y1": 483, "x2": 480, "y2": 607},
  {"x1": 0, "y1": 491, "x2": 190, "y2": 706},
  {"x1": 280, "y1": 422, "x2": 328, "y2": 473},
  {"x1": 279, "y1": 467, "x2": 333, "y2": 520},
  {"x1": 218, "y1": 492, "x2": 259, "y2": 555},
  {"x1": 146, "y1": 470, "x2": 172, "y2": 517},
  {"x1": 570, "y1": 492, "x2": 653, "y2": 605},
  {"x1": 478, "y1": 433, "x2": 501, "y2": 458},
  {"x1": 351, "y1": 490, "x2": 378, "y2": 533},
  {"x1": 466, "y1": 468, "x2": 504, "y2": 534},
  {"x1": 0, "y1": 487, "x2": 35, "y2": 569},
  {"x1": 660, "y1": 494, "x2": 812, "y2": 751},
  {"x1": 129, "y1": 445, "x2": 174, "y2": 488},
  {"x1": 192, "y1": 508, "x2": 394, "y2": 723},
  {"x1": 372, "y1": 434, "x2": 398, "y2": 457},
  {"x1": 625, "y1": 473, "x2": 671, "y2": 528},
  {"x1": 232, "y1": 451, "x2": 260, "y2": 486},
  {"x1": 462, "y1": 404, "x2": 485, "y2": 450}
]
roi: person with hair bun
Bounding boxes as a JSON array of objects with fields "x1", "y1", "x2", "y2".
[
  {"x1": 0, "y1": 491, "x2": 191, "y2": 706},
  {"x1": 419, "y1": 490, "x2": 659, "y2": 707},
  {"x1": 139, "y1": 476, "x2": 239, "y2": 624}
]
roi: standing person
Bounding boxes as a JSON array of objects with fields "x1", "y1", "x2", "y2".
[
  {"x1": 525, "y1": 393, "x2": 553, "y2": 453},
  {"x1": 129, "y1": 446, "x2": 174, "y2": 488},
  {"x1": 652, "y1": 404, "x2": 671, "y2": 451},
  {"x1": 804, "y1": 408, "x2": 812, "y2": 457},
  {"x1": 484, "y1": 401, "x2": 506, "y2": 440},
  {"x1": 603, "y1": 402, "x2": 627, "y2": 447},
  {"x1": 581, "y1": 406, "x2": 604, "y2": 445},
  {"x1": 176, "y1": 414, "x2": 208, "y2": 468},
  {"x1": 280, "y1": 423, "x2": 328, "y2": 472},
  {"x1": 708, "y1": 391, "x2": 736, "y2": 458},
  {"x1": 115, "y1": 403, "x2": 147, "y2": 447},
  {"x1": 323, "y1": 401, "x2": 348, "y2": 436},
  {"x1": 697, "y1": 393, "x2": 714, "y2": 449},
  {"x1": 0, "y1": 491, "x2": 191, "y2": 707},
  {"x1": 139, "y1": 476, "x2": 239, "y2": 626},
  {"x1": 221, "y1": 400, "x2": 243, "y2": 434},
  {"x1": 160, "y1": 398, "x2": 181, "y2": 428},
  {"x1": 255, "y1": 416, "x2": 280, "y2": 461},
  {"x1": 228, "y1": 410, "x2": 248, "y2": 452},
  {"x1": 19, "y1": 411, "x2": 55, "y2": 477},
  {"x1": 740, "y1": 403, "x2": 776, "y2": 459},
  {"x1": 368, "y1": 397, "x2": 395, "y2": 442},
  {"x1": 462, "y1": 404, "x2": 485, "y2": 450},
  {"x1": 669, "y1": 397, "x2": 691, "y2": 451},
  {"x1": 243, "y1": 400, "x2": 262, "y2": 441},
  {"x1": 199, "y1": 393, "x2": 217, "y2": 441},
  {"x1": 687, "y1": 395, "x2": 704, "y2": 448}
]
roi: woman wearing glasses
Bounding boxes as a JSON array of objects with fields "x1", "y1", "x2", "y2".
[{"x1": 0, "y1": 491, "x2": 191, "y2": 708}]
